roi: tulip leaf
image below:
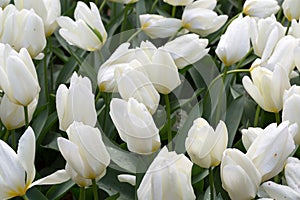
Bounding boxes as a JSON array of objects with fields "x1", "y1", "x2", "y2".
[
  {"x1": 36, "y1": 112, "x2": 58, "y2": 147},
  {"x1": 27, "y1": 187, "x2": 48, "y2": 200},
  {"x1": 46, "y1": 180, "x2": 75, "y2": 200}
]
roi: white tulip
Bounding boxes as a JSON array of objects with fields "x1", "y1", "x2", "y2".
[
  {"x1": 139, "y1": 14, "x2": 183, "y2": 39},
  {"x1": 0, "y1": 0, "x2": 9, "y2": 7},
  {"x1": 257, "y1": 181, "x2": 300, "y2": 199},
  {"x1": 182, "y1": 1, "x2": 228, "y2": 36},
  {"x1": 56, "y1": 72, "x2": 97, "y2": 131},
  {"x1": 294, "y1": 39, "x2": 300, "y2": 72},
  {"x1": 14, "y1": 0, "x2": 61, "y2": 36},
  {"x1": 243, "y1": 0, "x2": 280, "y2": 18},
  {"x1": 137, "y1": 146, "x2": 196, "y2": 200},
  {"x1": 57, "y1": 121, "x2": 110, "y2": 180},
  {"x1": 185, "y1": 118, "x2": 228, "y2": 168},
  {"x1": 285, "y1": 157, "x2": 300, "y2": 193},
  {"x1": 109, "y1": 98, "x2": 160, "y2": 155},
  {"x1": 282, "y1": 0, "x2": 300, "y2": 21},
  {"x1": 289, "y1": 19, "x2": 300, "y2": 38},
  {"x1": 246, "y1": 121, "x2": 296, "y2": 181},
  {"x1": 162, "y1": 33, "x2": 209, "y2": 69},
  {"x1": 57, "y1": 2, "x2": 107, "y2": 51},
  {"x1": 163, "y1": 0, "x2": 193, "y2": 6},
  {"x1": 241, "y1": 127, "x2": 263, "y2": 150},
  {"x1": 221, "y1": 148, "x2": 262, "y2": 200},
  {"x1": 0, "y1": 44, "x2": 40, "y2": 106},
  {"x1": 242, "y1": 66, "x2": 291, "y2": 113},
  {"x1": 215, "y1": 15, "x2": 250, "y2": 66}
]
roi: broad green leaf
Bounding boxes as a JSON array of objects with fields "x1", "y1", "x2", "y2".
[
  {"x1": 27, "y1": 187, "x2": 48, "y2": 200},
  {"x1": 46, "y1": 180, "x2": 75, "y2": 200}
]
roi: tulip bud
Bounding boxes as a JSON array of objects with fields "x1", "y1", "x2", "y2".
[
  {"x1": 241, "y1": 127, "x2": 263, "y2": 150},
  {"x1": 139, "y1": 14, "x2": 183, "y2": 39},
  {"x1": 163, "y1": 0, "x2": 193, "y2": 6},
  {"x1": 242, "y1": 65, "x2": 291, "y2": 113},
  {"x1": 14, "y1": 0, "x2": 61, "y2": 36},
  {"x1": 57, "y1": 2, "x2": 107, "y2": 51},
  {"x1": 221, "y1": 148, "x2": 262, "y2": 200},
  {"x1": 243, "y1": 0, "x2": 280, "y2": 18},
  {"x1": 57, "y1": 122, "x2": 110, "y2": 180},
  {"x1": 109, "y1": 98, "x2": 161, "y2": 155},
  {"x1": 185, "y1": 118, "x2": 228, "y2": 168},
  {"x1": 0, "y1": 94, "x2": 38, "y2": 130},
  {"x1": 182, "y1": 1, "x2": 228, "y2": 36},
  {"x1": 162, "y1": 34, "x2": 209, "y2": 69},
  {"x1": 137, "y1": 146, "x2": 196, "y2": 200},
  {"x1": 109, "y1": 0, "x2": 138, "y2": 4},
  {"x1": 246, "y1": 121, "x2": 296, "y2": 181},
  {"x1": 0, "y1": 44, "x2": 40, "y2": 106},
  {"x1": 56, "y1": 72, "x2": 97, "y2": 131},
  {"x1": 0, "y1": 0, "x2": 9, "y2": 7},
  {"x1": 257, "y1": 181, "x2": 300, "y2": 199},
  {"x1": 285, "y1": 157, "x2": 300, "y2": 194},
  {"x1": 282, "y1": 0, "x2": 300, "y2": 21},
  {"x1": 215, "y1": 15, "x2": 250, "y2": 66}
]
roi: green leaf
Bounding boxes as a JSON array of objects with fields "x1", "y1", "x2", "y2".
[
  {"x1": 46, "y1": 180, "x2": 75, "y2": 200},
  {"x1": 27, "y1": 187, "x2": 48, "y2": 200},
  {"x1": 36, "y1": 112, "x2": 58, "y2": 147},
  {"x1": 105, "y1": 193, "x2": 120, "y2": 200}
]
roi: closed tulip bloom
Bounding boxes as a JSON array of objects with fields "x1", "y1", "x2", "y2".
[
  {"x1": 56, "y1": 72, "x2": 97, "y2": 131},
  {"x1": 110, "y1": 98, "x2": 160, "y2": 155},
  {"x1": 243, "y1": 0, "x2": 280, "y2": 18},
  {"x1": 109, "y1": 0, "x2": 138, "y2": 4},
  {"x1": 115, "y1": 64, "x2": 160, "y2": 114},
  {"x1": 0, "y1": 0, "x2": 9, "y2": 7},
  {"x1": 14, "y1": 0, "x2": 61, "y2": 36},
  {"x1": 241, "y1": 127, "x2": 263, "y2": 150},
  {"x1": 0, "y1": 127, "x2": 69, "y2": 199},
  {"x1": 249, "y1": 16, "x2": 286, "y2": 62},
  {"x1": 285, "y1": 157, "x2": 300, "y2": 193},
  {"x1": 182, "y1": 1, "x2": 228, "y2": 36},
  {"x1": 0, "y1": 5, "x2": 46, "y2": 58},
  {"x1": 163, "y1": 0, "x2": 193, "y2": 6},
  {"x1": 282, "y1": 0, "x2": 300, "y2": 21},
  {"x1": 242, "y1": 66, "x2": 290, "y2": 113},
  {"x1": 257, "y1": 181, "x2": 300, "y2": 199},
  {"x1": 185, "y1": 118, "x2": 228, "y2": 168},
  {"x1": 139, "y1": 14, "x2": 183, "y2": 39},
  {"x1": 215, "y1": 15, "x2": 250, "y2": 66},
  {"x1": 221, "y1": 148, "x2": 262, "y2": 200},
  {"x1": 0, "y1": 94, "x2": 38, "y2": 130},
  {"x1": 0, "y1": 45, "x2": 40, "y2": 106},
  {"x1": 162, "y1": 34, "x2": 209, "y2": 69},
  {"x1": 137, "y1": 146, "x2": 196, "y2": 200},
  {"x1": 57, "y1": 2, "x2": 107, "y2": 51},
  {"x1": 246, "y1": 121, "x2": 296, "y2": 181},
  {"x1": 58, "y1": 121, "x2": 110, "y2": 180}
]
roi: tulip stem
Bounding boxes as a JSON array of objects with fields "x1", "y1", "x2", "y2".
[
  {"x1": 235, "y1": 47, "x2": 253, "y2": 69},
  {"x1": 44, "y1": 45, "x2": 49, "y2": 103},
  {"x1": 127, "y1": 29, "x2": 142, "y2": 43},
  {"x1": 222, "y1": 66, "x2": 229, "y2": 83},
  {"x1": 209, "y1": 167, "x2": 215, "y2": 200},
  {"x1": 24, "y1": 106, "x2": 29, "y2": 128},
  {"x1": 254, "y1": 105, "x2": 261, "y2": 127},
  {"x1": 150, "y1": 0, "x2": 159, "y2": 13},
  {"x1": 99, "y1": 0, "x2": 107, "y2": 12},
  {"x1": 275, "y1": 112, "x2": 281, "y2": 125},
  {"x1": 121, "y1": 5, "x2": 130, "y2": 33},
  {"x1": 285, "y1": 21, "x2": 292, "y2": 35},
  {"x1": 165, "y1": 94, "x2": 172, "y2": 150},
  {"x1": 172, "y1": 6, "x2": 176, "y2": 18},
  {"x1": 79, "y1": 187, "x2": 86, "y2": 200},
  {"x1": 3, "y1": 129, "x2": 9, "y2": 142},
  {"x1": 92, "y1": 179, "x2": 99, "y2": 200},
  {"x1": 22, "y1": 194, "x2": 29, "y2": 200}
]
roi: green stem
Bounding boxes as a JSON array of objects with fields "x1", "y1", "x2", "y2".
[
  {"x1": 68, "y1": 46, "x2": 83, "y2": 67},
  {"x1": 95, "y1": 89, "x2": 101, "y2": 104},
  {"x1": 92, "y1": 179, "x2": 99, "y2": 200},
  {"x1": 275, "y1": 112, "x2": 281, "y2": 125},
  {"x1": 150, "y1": 0, "x2": 159, "y2": 13},
  {"x1": 44, "y1": 45, "x2": 49, "y2": 103},
  {"x1": 11, "y1": 130, "x2": 16, "y2": 150},
  {"x1": 165, "y1": 94, "x2": 172, "y2": 151},
  {"x1": 127, "y1": 29, "x2": 142, "y2": 42},
  {"x1": 235, "y1": 47, "x2": 254, "y2": 69},
  {"x1": 121, "y1": 5, "x2": 130, "y2": 32},
  {"x1": 168, "y1": 27, "x2": 183, "y2": 42},
  {"x1": 99, "y1": 0, "x2": 107, "y2": 12},
  {"x1": 222, "y1": 65, "x2": 229, "y2": 83},
  {"x1": 172, "y1": 6, "x2": 176, "y2": 18},
  {"x1": 49, "y1": 36, "x2": 54, "y2": 94},
  {"x1": 285, "y1": 20, "x2": 292, "y2": 35},
  {"x1": 254, "y1": 105, "x2": 261, "y2": 127},
  {"x1": 24, "y1": 106, "x2": 29, "y2": 128},
  {"x1": 102, "y1": 93, "x2": 111, "y2": 133},
  {"x1": 22, "y1": 194, "x2": 29, "y2": 200},
  {"x1": 209, "y1": 167, "x2": 215, "y2": 200},
  {"x1": 79, "y1": 187, "x2": 86, "y2": 200},
  {"x1": 3, "y1": 129, "x2": 9, "y2": 142}
]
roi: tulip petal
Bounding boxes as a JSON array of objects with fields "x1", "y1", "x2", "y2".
[
  {"x1": 30, "y1": 170, "x2": 70, "y2": 188},
  {"x1": 258, "y1": 181, "x2": 300, "y2": 199}
]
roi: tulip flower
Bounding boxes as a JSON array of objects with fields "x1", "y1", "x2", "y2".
[
  {"x1": 0, "y1": 94, "x2": 38, "y2": 130},
  {"x1": 115, "y1": 62, "x2": 160, "y2": 114},
  {"x1": 241, "y1": 127, "x2": 263, "y2": 150},
  {"x1": 185, "y1": 118, "x2": 228, "y2": 168},
  {"x1": 14, "y1": 0, "x2": 61, "y2": 36},
  {"x1": 282, "y1": 0, "x2": 300, "y2": 21},
  {"x1": 0, "y1": 127, "x2": 69, "y2": 199},
  {"x1": 248, "y1": 16, "x2": 286, "y2": 62},
  {"x1": 285, "y1": 157, "x2": 300, "y2": 193},
  {"x1": 282, "y1": 85, "x2": 300, "y2": 144},
  {"x1": 242, "y1": 65, "x2": 291, "y2": 113},
  {"x1": 243, "y1": 0, "x2": 280, "y2": 18},
  {"x1": 182, "y1": 1, "x2": 228, "y2": 36},
  {"x1": 289, "y1": 19, "x2": 300, "y2": 38},
  {"x1": 57, "y1": 1, "x2": 107, "y2": 51},
  {"x1": 110, "y1": 98, "x2": 160, "y2": 155},
  {"x1": 139, "y1": 14, "x2": 183, "y2": 39},
  {"x1": 246, "y1": 121, "x2": 296, "y2": 181},
  {"x1": 97, "y1": 43, "x2": 135, "y2": 93},
  {"x1": 294, "y1": 39, "x2": 300, "y2": 72},
  {"x1": 0, "y1": 4, "x2": 46, "y2": 58},
  {"x1": 215, "y1": 15, "x2": 250, "y2": 66},
  {"x1": 257, "y1": 181, "x2": 300, "y2": 199},
  {"x1": 0, "y1": 45, "x2": 40, "y2": 106},
  {"x1": 0, "y1": 0, "x2": 9, "y2": 7},
  {"x1": 162, "y1": 34, "x2": 209, "y2": 69},
  {"x1": 163, "y1": 0, "x2": 193, "y2": 6},
  {"x1": 57, "y1": 121, "x2": 110, "y2": 180},
  {"x1": 56, "y1": 72, "x2": 97, "y2": 131},
  {"x1": 221, "y1": 148, "x2": 262, "y2": 200},
  {"x1": 137, "y1": 146, "x2": 196, "y2": 200}
]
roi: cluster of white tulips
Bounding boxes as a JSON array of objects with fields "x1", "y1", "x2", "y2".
[{"x1": 0, "y1": 0, "x2": 300, "y2": 199}]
